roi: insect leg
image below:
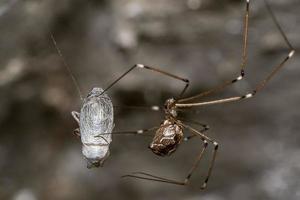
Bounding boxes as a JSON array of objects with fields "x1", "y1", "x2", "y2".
[
  {"x1": 71, "y1": 111, "x2": 80, "y2": 124},
  {"x1": 101, "y1": 64, "x2": 189, "y2": 99},
  {"x1": 73, "y1": 128, "x2": 80, "y2": 138},
  {"x1": 71, "y1": 111, "x2": 80, "y2": 138}
]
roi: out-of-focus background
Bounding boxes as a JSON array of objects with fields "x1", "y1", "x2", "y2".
[{"x1": 0, "y1": 0, "x2": 299, "y2": 199}]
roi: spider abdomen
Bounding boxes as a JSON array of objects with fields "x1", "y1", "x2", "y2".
[{"x1": 149, "y1": 119, "x2": 183, "y2": 156}]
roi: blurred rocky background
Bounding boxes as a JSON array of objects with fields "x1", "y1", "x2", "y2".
[{"x1": 0, "y1": 0, "x2": 299, "y2": 199}]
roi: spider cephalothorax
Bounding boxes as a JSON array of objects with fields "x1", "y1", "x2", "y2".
[{"x1": 164, "y1": 98, "x2": 178, "y2": 118}]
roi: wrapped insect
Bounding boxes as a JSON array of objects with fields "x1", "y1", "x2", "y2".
[
  {"x1": 51, "y1": 37, "x2": 114, "y2": 168},
  {"x1": 71, "y1": 88, "x2": 114, "y2": 168}
]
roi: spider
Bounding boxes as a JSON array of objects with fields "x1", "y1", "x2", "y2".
[{"x1": 95, "y1": 0, "x2": 295, "y2": 189}]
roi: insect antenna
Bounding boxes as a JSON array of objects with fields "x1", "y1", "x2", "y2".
[{"x1": 50, "y1": 34, "x2": 84, "y2": 101}]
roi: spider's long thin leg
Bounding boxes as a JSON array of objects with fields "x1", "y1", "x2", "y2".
[
  {"x1": 263, "y1": 0, "x2": 293, "y2": 50},
  {"x1": 122, "y1": 173, "x2": 187, "y2": 186},
  {"x1": 175, "y1": 46, "x2": 294, "y2": 108},
  {"x1": 182, "y1": 123, "x2": 218, "y2": 189},
  {"x1": 122, "y1": 123, "x2": 216, "y2": 189},
  {"x1": 177, "y1": 118, "x2": 210, "y2": 141},
  {"x1": 177, "y1": 0, "x2": 250, "y2": 103},
  {"x1": 176, "y1": 0, "x2": 295, "y2": 108},
  {"x1": 94, "y1": 127, "x2": 159, "y2": 137},
  {"x1": 101, "y1": 64, "x2": 189, "y2": 99},
  {"x1": 113, "y1": 105, "x2": 162, "y2": 112},
  {"x1": 122, "y1": 139, "x2": 208, "y2": 187}
]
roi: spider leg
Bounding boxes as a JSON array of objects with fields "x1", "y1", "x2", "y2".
[
  {"x1": 175, "y1": 42, "x2": 294, "y2": 108},
  {"x1": 177, "y1": 0, "x2": 250, "y2": 103},
  {"x1": 176, "y1": 30, "x2": 295, "y2": 108},
  {"x1": 122, "y1": 172, "x2": 186, "y2": 186},
  {"x1": 94, "y1": 126, "x2": 159, "y2": 137},
  {"x1": 181, "y1": 123, "x2": 219, "y2": 189},
  {"x1": 177, "y1": 0, "x2": 295, "y2": 106},
  {"x1": 178, "y1": 118, "x2": 209, "y2": 141},
  {"x1": 113, "y1": 105, "x2": 162, "y2": 112},
  {"x1": 96, "y1": 121, "x2": 182, "y2": 137},
  {"x1": 101, "y1": 64, "x2": 189, "y2": 99},
  {"x1": 121, "y1": 138, "x2": 206, "y2": 186},
  {"x1": 122, "y1": 123, "x2": 215, "y2": 189},
  {"x1": 263, "y1": 0, "x2": 293, "y2": 50}
]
